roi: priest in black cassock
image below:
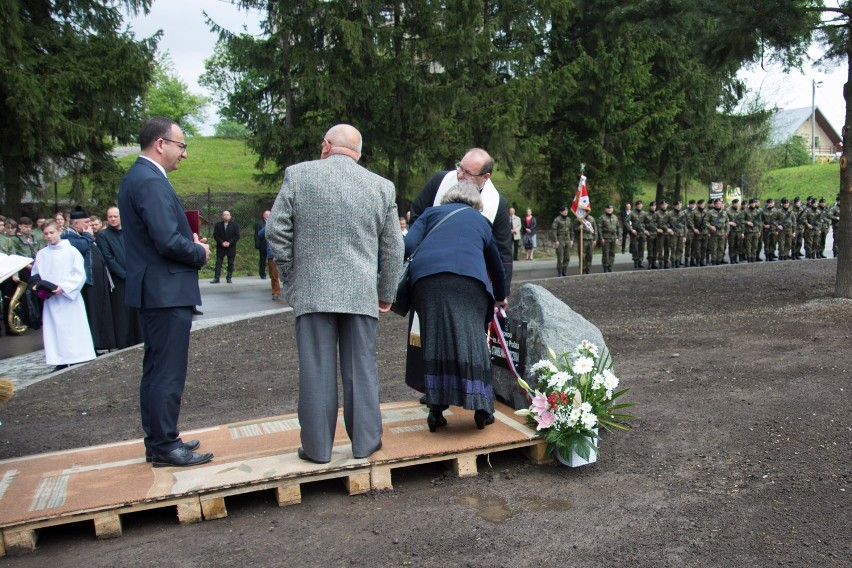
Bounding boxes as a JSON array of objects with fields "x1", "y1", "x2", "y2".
[{"x1": 96, "y1": 206, "x2": 144, "y2": 349}]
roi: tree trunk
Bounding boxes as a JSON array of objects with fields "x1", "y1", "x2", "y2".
[
  {"x1": 836, "y1": 35, "x2": 852, "y2": 298},
  {"x1": 1, "y1": 153, "x2": 25, "y2": 218},
  {"x1": 655, "y1": 148, "x2": 669, "y2": 203}
]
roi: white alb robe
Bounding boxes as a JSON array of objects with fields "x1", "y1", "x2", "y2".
[{"x1": 32, "y1": 240, "x2": 95, "y2": 365}]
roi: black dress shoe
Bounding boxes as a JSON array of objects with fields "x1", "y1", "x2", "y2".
[
  {"x1": 151, "y1": 446, "x2": 213, "y2": 468},
  {"x1": 474, "y1": 410, "x2": 495, "y2": 430},
  {"x1": 52, "y1": 364, "x2": 69, "y2": 372},
  {"x1": 146, "y1": 439, "x2": 200, "y2": 462},
  {"x1": 210, "y1": 278, "x2": 220, "y2": 284},
  {"x1": 427, "y1": 410, "x2": 447, "y2": 433},
  {"x1": 191, "y1": 307, "x2": 203, "y2": 315},
  {"x1": 354, "y1": 441, "x2": 382, "y2": 460},
  {"x1": 297, "y1": 447, "x2": 330, "y2": 464},
  {"x1": 226, "y1": 277, "x2": 232, "y2": 283}
]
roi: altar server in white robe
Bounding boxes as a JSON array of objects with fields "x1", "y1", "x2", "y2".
[{"x1": 31, "y1": 221, "x2": 95, "y2": 369}]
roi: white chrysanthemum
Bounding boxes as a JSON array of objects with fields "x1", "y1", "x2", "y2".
[
  {"x1": 548, "y1": 371, "x2": 571, "y2": 390},
  {"x1": 602, "y1": 369, "x2": 619, "y2": 390},
  {"x1": 572, "y1": 356, "x2": 595, "y2": 375},
  {"x1": 592, "y1": 373, "x2": 605, "y2": 389},
  {"x1": 531, "y1": 360, "x2": 558, "y2": 376},
  {"x1": 580, "y1": 340, "x2": 599, "y2": 358},
  {"x1": 580, "y1": 402, "x2": 593, "y2": 414},
  {"x1": 581, "y1": 412, "x2": 598, "y2": 429},
  {"x1": 569, "y1": 407, "x2": 582, "y2": 422},
  {"x1": 605, "y1": 389, "x2": 614, "y2": 400}
]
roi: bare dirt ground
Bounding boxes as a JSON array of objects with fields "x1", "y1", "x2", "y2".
[{"x1": 0, "y1": 260, "x2": 850, "y2": 567}]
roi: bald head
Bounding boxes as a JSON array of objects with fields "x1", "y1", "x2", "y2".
[{"x1": 322, "y1": 124, "x2": 362, "y2": 160}]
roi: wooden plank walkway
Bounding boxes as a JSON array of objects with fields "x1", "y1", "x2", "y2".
[{"x1": 0, "y1": 401, "x2": 549, "y2": 556}]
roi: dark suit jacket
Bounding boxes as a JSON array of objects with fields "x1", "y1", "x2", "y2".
[
  {"x1": 409, "y1": 171, "x2": 513, "y2": 291},
  {"x1": 118, "y1": 157, "x2": 206, "y2": 309},
  {"x1": 213, "y1": 220, "x2": 240, "y2": 255},
  {"x1": 254, "y1": 220, "x2": 266, "y2": 250}
]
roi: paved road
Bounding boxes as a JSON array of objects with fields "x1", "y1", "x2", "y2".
[{"x1": 0, "y1": 241, "x2": 835, "y2": 390}]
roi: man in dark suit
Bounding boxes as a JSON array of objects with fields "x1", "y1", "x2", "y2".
[
  {"x1": 254, "y1": 210, "x2": 270, "y2": 279},
  {"x1": 211, "y1": 210, "x2": 240, "y2": 283},
  {"x1": 118, "y1": 116, "x2": 213, "y2": 468}
]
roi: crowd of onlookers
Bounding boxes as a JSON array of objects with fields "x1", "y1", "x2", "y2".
[{"x1": 0, "y1": 206, "x2": 142, "y2": 370}]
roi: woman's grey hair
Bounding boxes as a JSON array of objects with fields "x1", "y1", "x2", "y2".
[{"x1": 439, "y1": 181, "x2": 483, "y2": 211}]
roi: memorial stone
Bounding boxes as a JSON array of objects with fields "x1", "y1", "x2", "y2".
[{"x1": 491, "y1": 283, "x2": 607, "y2": 409}]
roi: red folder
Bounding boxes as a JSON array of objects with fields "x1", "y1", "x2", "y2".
[{"x1": 185, "y1": 210, "x2": 200, "y2": 235}]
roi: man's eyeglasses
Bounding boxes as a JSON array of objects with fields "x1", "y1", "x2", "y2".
[
  {"x1": 456, "y1": 162, "x2": 485, "y2": 177},
  {"x1": 161, "y1": 138, "x2": 188, "y2": 151}
]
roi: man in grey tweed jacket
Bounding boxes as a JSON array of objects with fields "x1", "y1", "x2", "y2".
[{"x1": 266, "y1": 124, "x2": 404, "y2": 464}]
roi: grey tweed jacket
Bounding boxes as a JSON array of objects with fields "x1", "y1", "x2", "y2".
[{"x1": 266, "y1": 154, "x2": 404, "y2": 318}]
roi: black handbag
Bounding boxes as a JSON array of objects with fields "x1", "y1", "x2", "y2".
[{"x1": 390, "y1": 207, "x2": 467, "y2": 317}]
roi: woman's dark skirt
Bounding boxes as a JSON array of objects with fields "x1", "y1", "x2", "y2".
[{"x1": 406, "y1": 273, "x2": 494, "y2": 413}]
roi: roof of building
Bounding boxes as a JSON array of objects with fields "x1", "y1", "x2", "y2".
[{"x1": 768, "y1": 107, "x2": 841, "y2": 147}]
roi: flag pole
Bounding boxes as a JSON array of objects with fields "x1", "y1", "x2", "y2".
[{"x1": 579, "y1": 222, "x2": 584, "y2": 274}]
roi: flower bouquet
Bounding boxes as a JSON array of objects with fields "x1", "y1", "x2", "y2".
[{"x1": 516, "y1": 340, "x2": 636, "y2": 465}]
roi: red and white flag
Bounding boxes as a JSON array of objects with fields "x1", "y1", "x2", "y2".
[{"x1": 571, "y1": 173, "x2": 591, "y2": 220}]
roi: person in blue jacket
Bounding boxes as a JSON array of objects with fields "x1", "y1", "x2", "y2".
[{"x1": 404, "y1": 181, "x2": 507, "y2": 433}]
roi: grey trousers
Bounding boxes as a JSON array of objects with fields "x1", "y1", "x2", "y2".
[{"x1": 295, "y1": 312, "x2": 382, "y2": 461}]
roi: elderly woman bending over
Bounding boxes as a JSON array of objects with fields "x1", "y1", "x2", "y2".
[{"x1": 403, "y1": 181, "x2": 507, "y2": 432}]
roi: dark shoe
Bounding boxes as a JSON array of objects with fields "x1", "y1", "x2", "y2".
[
  {"x1": 226, "y1": 277, "x2": 232, "y2": 283},
  {"x1": 427, "y1": 410, "x2": 448, "y2": 433},
  {"x1": 210, "y1": 278, "x2": 220, "y2": 284},
  {"x1": 146, "y1": 439, "x2": 201, "y2": 462},
  {"x1": 419, "y1": 394, "x2": 428, "y2": 405},
  {"x1": 191, "y1": 307, "x2": 203, "y2": 315},
  {"x1": 151, "y1": 446, "x2": 213, "y2": 468},
  {"x1": 354, "y1": 441, "x2": 382, "y2": 460},
  {"x1": 474, "y1": 410, "x2": 495, "y2": 430},
  {"x1": 297, "y1": 447, "x2": 330, "y2": 464},
  {"x1": 52, "y1": 364, "x2": 69, "y2": 372},
  {"x1": 260, "y1": 275, "x2": 267, "y2": 279}
]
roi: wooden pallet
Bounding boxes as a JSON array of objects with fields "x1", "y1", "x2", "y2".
[{"x1": 0, "y1": 401, "x2": 548, "y2": 556}]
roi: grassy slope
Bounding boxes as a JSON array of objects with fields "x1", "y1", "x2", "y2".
[{"x1": 115, "y1": 138, "x2": 279, "y2": 195}]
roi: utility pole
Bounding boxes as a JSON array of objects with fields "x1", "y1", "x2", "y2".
[{"x1": 812, "y1": 79, "x2": 822, "y2": 164}]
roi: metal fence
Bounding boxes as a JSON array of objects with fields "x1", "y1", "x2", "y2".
[{"x1": 181, "y1": 190, "x2": 280, "y2": 278}]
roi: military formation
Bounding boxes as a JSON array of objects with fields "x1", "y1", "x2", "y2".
[{"x1": 550, "y1": 194, "x2": 841, "y2": 275}]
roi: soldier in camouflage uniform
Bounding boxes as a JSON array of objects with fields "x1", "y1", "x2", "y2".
[
  {"x1": 670, "y1": 200, "x2": 688, "y2": 268},
  {"x1": 799, "y1": 197, "x2": 820, "y2": 259},
  {"x1": 628, "y1": 200, "x2": 646, "y2": 269},
  {"x1": 791, "y1": 197, "x2": 804, "y2": 259},
  {"x1": 689, "y1": 199, "x2": 709, "y2": 266},
  {"x1": 816, "y1": 197, "x2": 829, "y2": 258},
  {"x1": 653, "y1": 199, "x2": 673, "y2": 268},
  {"x1": 741, "y1": 198, "x2": 763, "y2": 262},
  {"x1": 644, "y1": 201, "x2": 660, "y2": 269},
  {"x1": 725, "y1": 199, "x2": 742, "y2": 264},
  {"x1": 761, "y1": 198, "x2": 779, "y2": 261},
  {"x1": 597, "y1": 204, "x2": 621, "y2": 273},
  {"x1": 683, "y1": 200, "x2": 696, "y2": 266},
  {"x1": 828, "y1": 196, "x2": 840, "y2": 257},
  {"x1": 573, "y1": 214, "x2": 597, "y2": 274},
  {"x1": 705, "y1": 198, "x2": 729, "y2": 264},
  {"x1": 551, "y1": 205, "x2": 573, "y2": 276},
  {"x1": 776, "y1": 198, "x2": 797, "y2": 260}
]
